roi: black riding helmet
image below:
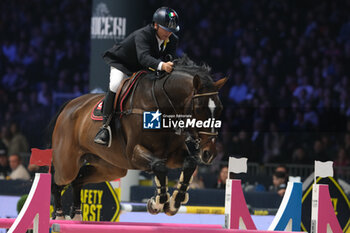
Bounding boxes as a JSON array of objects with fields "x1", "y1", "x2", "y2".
[{"x1": 153, "y1": 7, "x2": 180, "y2": 33}]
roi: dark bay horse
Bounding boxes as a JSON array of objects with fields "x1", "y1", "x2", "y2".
[{"x1": 51, "y1": 56, "x2": 227, "y2": 219}]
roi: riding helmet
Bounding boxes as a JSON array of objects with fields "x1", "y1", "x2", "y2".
[{"x1": 153, "y1": 7, "x2": 180, "y2": 33}]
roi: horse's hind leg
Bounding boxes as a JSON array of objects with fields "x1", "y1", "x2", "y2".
[
  {"x1": 70, "y1": 157, "x2": 127, "y2": 221},
  {"x1": 52, "y1": 147, "x2": 83, "y2": 220},
  {"x1": 133, "y1": 145, "x2": 169, "y2": 215},
  {"x1": 164, "y1": 153, "x2": 198, "y2": 216},
  {"x1": 69, "y1": 165, "x2": 96, "y2": 221},
  {"x1": 51, "y1": 173, "x2": 65, "y2": 220}
]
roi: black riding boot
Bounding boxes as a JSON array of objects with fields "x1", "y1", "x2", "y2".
[{"x1": 94, "y1": 90, "x2": 116, "y2": 147}]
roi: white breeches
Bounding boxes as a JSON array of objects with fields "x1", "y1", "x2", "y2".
[{"x1": 109, "y1": 67, "x2": 127, "y2": 93}]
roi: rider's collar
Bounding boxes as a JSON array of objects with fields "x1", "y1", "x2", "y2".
[{"x1": 155, "y1": 35, "x2": 170, "y2": 50}]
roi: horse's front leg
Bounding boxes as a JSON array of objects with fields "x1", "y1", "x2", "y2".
[
  {"x1": 164, "y1": 154, "x2": 198, "y2": 216},
  {"x1": 132, "y1": 145, "x2": 170, "y2": 215}
]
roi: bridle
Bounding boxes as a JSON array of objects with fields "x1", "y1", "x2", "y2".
[
  {"x1": 189, "y1": 91, "x2": 220, "y2": 150},
  {"x1": 136, "y1": 71, "x2": 221, "y2": 151},
  {"x1": 192, "y1": 91, "x2": 219, "y2": 137}
]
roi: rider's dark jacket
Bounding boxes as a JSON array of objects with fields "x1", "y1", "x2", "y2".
[{"x1": 103, "y1": 24, "x2": 178, "y2": 76}]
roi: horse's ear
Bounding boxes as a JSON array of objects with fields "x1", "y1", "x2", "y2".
[
  {"x1": 193, "y1": 75, "x2": 202, "y2": 90},
  {"x1": 214, "y1": 77, "x2": 228, "y2": 90}
]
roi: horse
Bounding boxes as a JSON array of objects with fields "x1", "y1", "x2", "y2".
[{"x1": 50, "y1": 56, "x2": 227, "y2": 220}]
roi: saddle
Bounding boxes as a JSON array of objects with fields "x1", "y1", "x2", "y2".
[{"x1": 91, "y1": 71, "x2": 147, "y2": 121}]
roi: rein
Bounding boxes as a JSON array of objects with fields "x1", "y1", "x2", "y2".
[{"x1": 192, "y1": 92, "x2": 218, "y2": 98}]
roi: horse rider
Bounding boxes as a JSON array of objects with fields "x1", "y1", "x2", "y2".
[{"x1": 94, "y1": 7, "x2": 180, "y2": 147}]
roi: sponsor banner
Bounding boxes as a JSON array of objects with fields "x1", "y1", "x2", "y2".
[
  {"x1": 54, "y1": 181, "x2": 120, "y2": 221},
  {"x1": 301, "y1": 177, "x2": 350, "y2": 232},
  {"x1": 89, "y1": 0, "x2": 144, "y2": 91}
]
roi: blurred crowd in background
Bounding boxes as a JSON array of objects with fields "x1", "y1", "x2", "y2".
[
  {"x1": 1, "y1": 0, "x2": 350, "y2": 185},
  {"x1": 171, "y1": 0, "x2": 350, "y2": 167}
]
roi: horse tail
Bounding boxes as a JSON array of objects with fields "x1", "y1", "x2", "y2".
[{"x1": 45, "y1": 100, "x2": 72, "y2": 148}]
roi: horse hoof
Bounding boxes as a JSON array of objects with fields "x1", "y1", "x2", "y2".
[
  {"x1": 163, "y1": 202, "x2": 179, "y2": 216},
  {"x1": 55, "y1": 215, "x2": 66, "y2": 220},
  {"x1": 70, "y1": 207, "x2": 82, "y2": 221},
  {"x1": 53, "y1": 210, "x2": 66, "y2": 220},
  {"x1": 72, "y1": 214, "x2": 82, "y2": 221},
  {"x1": 147, "y1": 198, "x2": 162, "y2": 215}
]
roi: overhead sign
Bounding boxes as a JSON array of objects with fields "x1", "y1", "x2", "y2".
[{"x1": 89, "y1": 0, "x2": 145, "y2": 92}]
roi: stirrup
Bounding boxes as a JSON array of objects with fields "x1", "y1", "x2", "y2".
[
  {"x1": 105, "y1": 125, "x2": 112, "y2": 147},
  {"x1": 94, "y1": 125, "x2": 112, "y2": 147}
]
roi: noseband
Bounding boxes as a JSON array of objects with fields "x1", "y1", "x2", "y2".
[{"x1": 192, "y1": 92, "x2": 219, "y2": 98}]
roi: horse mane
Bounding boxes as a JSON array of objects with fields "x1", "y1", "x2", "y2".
[{"x1": 173, "y1": 55, "x2": 213, "y2": 88}]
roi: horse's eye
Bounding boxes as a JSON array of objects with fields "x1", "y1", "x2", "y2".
[{"x1": 194, "y1": 106, "x2": 204, "y2": 113}]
